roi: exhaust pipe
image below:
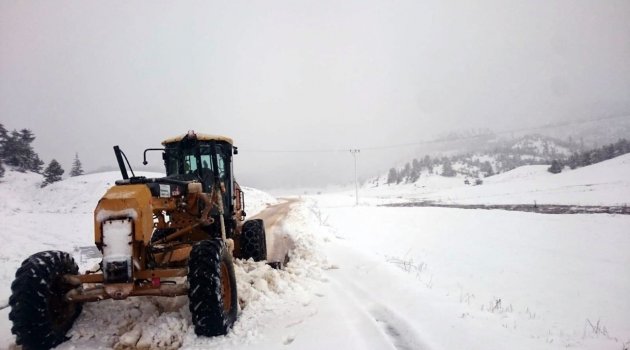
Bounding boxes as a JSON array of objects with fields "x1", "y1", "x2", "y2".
[{"x1": 113, "y1": 145, "x2": 129, "y2": 180}]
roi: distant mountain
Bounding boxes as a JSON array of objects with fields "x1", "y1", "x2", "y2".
[
  {"x1": 376, "y1": 134, "x2": 581, "y2": 186},
  {"x1": 375, "y1": 120, "x2": 630, "y2": 188},
  {"x1": 511, "y1": 115, "x2": 630, "y2": 149},
  {"x1": 414, "y1": 116, "x2": 630, "y2": 158}
]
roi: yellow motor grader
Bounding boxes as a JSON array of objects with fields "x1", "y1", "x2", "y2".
[{"x1": 8, "y1": 131, "x2": 268, "y2": 349}]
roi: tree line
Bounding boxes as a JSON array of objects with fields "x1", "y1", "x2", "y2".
[
  {"x1": 382, "y1": 134, "x2": 630, "y2": 185},
  {"x1": 548, "y1": 138, "x2": 630, "y2": 173},
  {"x1": 0, "y1": 123, "x2": 84, "y2": 186},
  {"x1": 385, "y1": 155, "x2": 495, "y2": 185}
]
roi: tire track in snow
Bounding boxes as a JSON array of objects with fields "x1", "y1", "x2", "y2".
[
  {"x1": 370, "y1": 305, "x2": 423, "y2": 350},
  {"x1": 325, "y1": 271, "x2": 432, "y2": 350}
]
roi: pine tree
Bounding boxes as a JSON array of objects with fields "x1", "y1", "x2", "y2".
[
  {"x1": 480, "y1": 161, "x2": 494, "y2": 177},
  {"x1": 412, "y1": 158, "x2": 421, "y2": 172},
  {"x1": 409, "y1": 160, "x2": 420, "y2": 182},
  {"x1": 70, "y1": 153, "x2": 84, "y2": 177},
  {"x1": 401, "y1": 163, "x2": 411, "y2": 182},
  {"x1": 547, "y1": 159, "x2": 563, "y2": 174},
  {"x1": 441, "y1": 159, "x2": 456, "y2": 177},
  {"x1": 387, "y1": 168, "x2": 398, "y2": 184},
  {"x1": 0, "y1": 123, "x2": 7, "y2": 149},
  {"x1": 1, "y1": 128, "x2": 43, "y2": 172},
  {"x1": 425, "y1": 159, "x2": 433, "y2": 174},
  {"x1": 31, "y1": 154, "x2": 44, "y2": 173},
  {"x1": 3, "y1": 130, "x2": 21, "y2": 167},
  {"x1": 0, "y1": 124, "x2": 7, "y2": 175},
  {"x1": 567, "y1": 153, "x2": 579, "y2": 169},
  {"x1": 42, "y1": 159, "x2": 64, "y2": 187},
  {"x1": 20, "y1": 129, "x2": 43, "y2": 173}
]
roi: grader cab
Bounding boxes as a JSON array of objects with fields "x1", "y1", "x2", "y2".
[{"x1": 8, "y1": 131, "x2": 268, "y2": 350}]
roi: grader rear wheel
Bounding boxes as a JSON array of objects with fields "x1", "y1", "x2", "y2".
[{"x1": 240, "y1": 219, "x2": 267, "y2": 262}]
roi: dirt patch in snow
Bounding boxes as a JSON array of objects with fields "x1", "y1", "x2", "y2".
[{"x1": 383, "y1": 201, "x2": 630, "y2": 214}]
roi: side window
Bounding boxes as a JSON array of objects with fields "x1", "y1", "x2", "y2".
[
  {"x1": 184, "y1": 154, "x2": 197, "y2": 174},
  {"x1": 216, "y1": 145, "x2": 226, "y2": 180},
  {"x1": 167, "y1": 155, "x2": 179, "y2": 175},
  {"x1": 199, "y1": 145, "x2": 213, "y2": 173},
  {"x1": 217, "y1": 155, "x2": 225, "y2": 179},
  {"x1": 200, "y1": 155, "x2": 212, "y2": 171},
  {"x1": 165, "y1": 148, "x2": 181, "y2": 176}
]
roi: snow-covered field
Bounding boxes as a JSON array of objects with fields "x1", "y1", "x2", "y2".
[
  {"x1": 362, "y1": 153, "x2": 630, "y2": 206},
  {"x1": 0, "y1": 156, "x2": 629, "y2": 349}
]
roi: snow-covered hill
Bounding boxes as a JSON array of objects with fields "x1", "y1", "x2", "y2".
[
  {"x1": 378, "y1": 134, "x2": 581, "y2": 185},
  {"x1": 364, "y1": 153, "x2": 630, "y2": 206},
  {"x1": 510, "y1": 134, "x2": 573, "y2": 157}
]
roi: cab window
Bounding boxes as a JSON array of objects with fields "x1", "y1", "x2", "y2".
[{"x1": 184, "y1": 154, "x2": 197, "y2": 174}]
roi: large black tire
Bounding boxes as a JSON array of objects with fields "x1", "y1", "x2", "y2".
[
  {"x1": 240, "y1": 219, "x2": 267, "y2": 262},
  {"x1": 188, "y1": 240, "x2": 238, "y2": 336},
  {"x1": 9, "y1": 251, "x2": 83, "y2": 350}
]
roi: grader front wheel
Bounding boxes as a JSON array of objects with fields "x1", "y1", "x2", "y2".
[
  {"x1": 9, "y1": 251, "x2": 83, "y2": 350},
  {"x1": 188, "y1": 239, "x2": 238, "y2": 336}
]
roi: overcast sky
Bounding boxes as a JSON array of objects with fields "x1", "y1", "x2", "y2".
[{"x1": 1, "y1": 0, "x2": 629, "y2": 189}]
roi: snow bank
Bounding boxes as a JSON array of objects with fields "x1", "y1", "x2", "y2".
[{"x1": 241, "y1": 186, "x2": 278, "y2": 217}]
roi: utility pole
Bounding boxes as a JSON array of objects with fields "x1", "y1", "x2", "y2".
[{"x1": 349, "y1": 149, "x2": 360, "y2": 206}]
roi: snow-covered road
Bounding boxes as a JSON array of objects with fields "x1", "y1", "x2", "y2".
[{"x1": 310, "y1": 195, "x2": 630, "y2": 350}]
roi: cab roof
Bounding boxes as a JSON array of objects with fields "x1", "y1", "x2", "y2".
[{"x1": 161, "y1": 132, "x2": 234, "y2": 146}]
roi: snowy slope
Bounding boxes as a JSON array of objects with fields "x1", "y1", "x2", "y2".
[{"x1": 362, "y1": 154, "x2": 630, "y2": 206}]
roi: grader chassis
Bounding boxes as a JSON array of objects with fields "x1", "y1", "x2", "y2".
[{"x1": 8, "y1": 131, "x2": 270, "y2": 350}]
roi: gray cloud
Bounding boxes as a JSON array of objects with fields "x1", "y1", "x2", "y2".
[{"x1": 2, "y1": 0, "x2": 629, "y2": 188}]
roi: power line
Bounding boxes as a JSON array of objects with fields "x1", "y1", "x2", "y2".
[{"x1": 240, "y1": 148, "x2": 347, "y2": 153}]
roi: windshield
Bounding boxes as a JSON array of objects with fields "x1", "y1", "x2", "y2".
[
  {"x1": 164, "y1": 142, "x2": 231, "y2": 192},
  {"x1": 165, "y1": 146, "x2": 199, "y2": 177}
]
